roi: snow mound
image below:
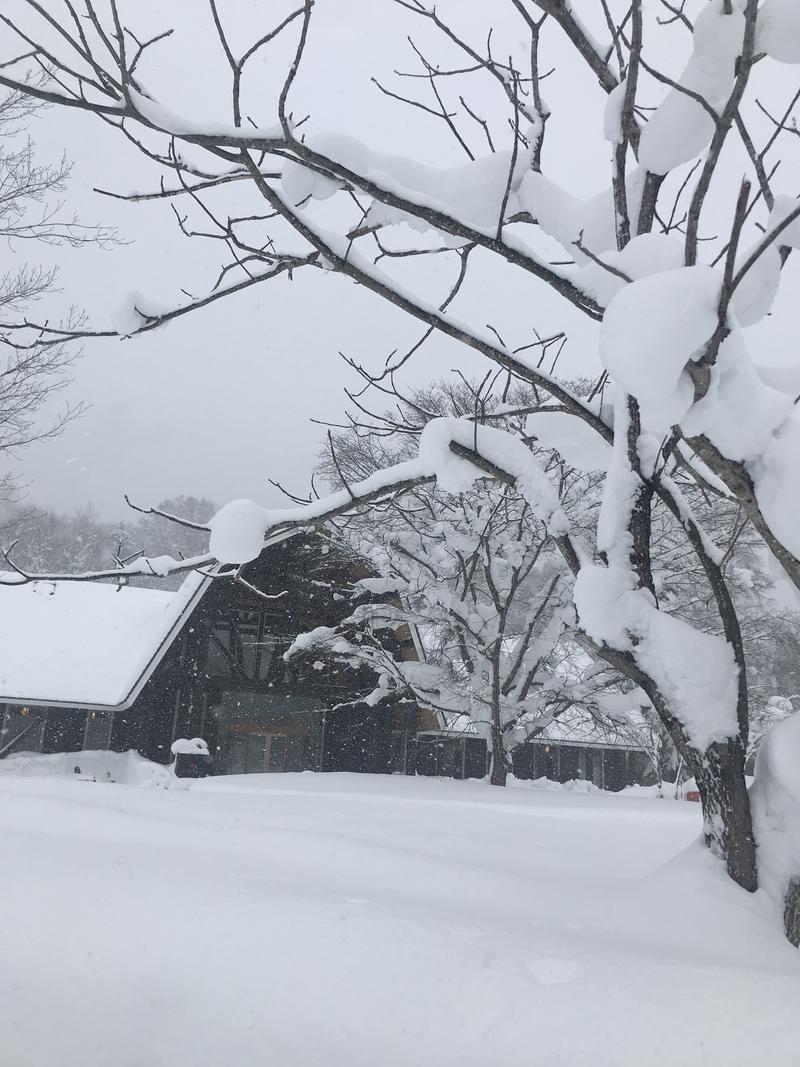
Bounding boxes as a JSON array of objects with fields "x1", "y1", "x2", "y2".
[
  {"x1": 508, "y1": 774, "x2": 600, "y2": 794},
  {"x1": 0, "y1": 770, "x2": 795, "y2": 1066},
  {"x1": 0, "y1": 749, "x2": 174, "y2": 788},
  {"x1": 171, "y1": 737, "x2": 210, "y2": 756},
  {"x1": 750, "y1": 712, "x2": 800, "y2": 907}
]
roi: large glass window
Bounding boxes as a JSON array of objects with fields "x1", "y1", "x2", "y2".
[
  {"x1": 206, "y1": 624, "x2": 233, "y2": 676},
  {"x1": 84, "y1": 710, "x2": 113, "y2": 750},
  {"x1": 206, "y1": 610, "x2": 290, "y2": 685},
  {"x1": 206, "y1": 689, "x2": 324, "y2": 774},
  {"x1": 0, "y1": 705, "x2": 46, "y2": 755},
  {"x1": 42, "y1": 708, "x2": 87, "y2": 753}
]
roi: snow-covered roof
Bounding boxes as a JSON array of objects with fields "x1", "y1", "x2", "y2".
[
  {"x1": 537, "y1": 712, "x2": 643, "y2": 751},
  {"x1": 0, "y1": 572, "x2": 208, "y2": 710},
  {"x1": 437, "y1": 708, "x2": 645, "y2": 751}
]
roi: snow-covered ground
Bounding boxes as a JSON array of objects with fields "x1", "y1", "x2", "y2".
[{"x1": 0, "y1": 766, "x2": 797, "y2": 1066}]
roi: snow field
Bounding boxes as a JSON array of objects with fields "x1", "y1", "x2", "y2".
[{"x1": 0, "y1": 771, "x2": 797, "y2": 1066}]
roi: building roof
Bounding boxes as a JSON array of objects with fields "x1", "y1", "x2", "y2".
[
  {"x1": 437, "y1": 708, "x2": 646, "y2": 751},
  {"x1": 537, "y1": 710, "x2": 644, "y2": 750},
  {"x1": 0, "y1": 572, "x2": 208, "y2": 710}
]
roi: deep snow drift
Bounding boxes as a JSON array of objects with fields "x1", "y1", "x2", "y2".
[{"x1": 0, "y1": 768, "x2": 797, "y2": 1067}]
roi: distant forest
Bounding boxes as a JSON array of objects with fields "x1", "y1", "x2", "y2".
[{"x1": 0, "y1": 496, "x2": 216, "y2": 590}]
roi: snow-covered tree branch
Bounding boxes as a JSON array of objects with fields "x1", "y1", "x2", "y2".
[{"x1": 3, "y1": 0, "x2": 800, "y2": 918}]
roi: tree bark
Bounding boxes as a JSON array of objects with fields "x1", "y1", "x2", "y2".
[
  {"x1": 489, "y1": 722, "x2": 509, "y2": 786},
  {"x1": 784, "y1": 878, "x2": 800, "y2": 948},
  {"x1": 693, "y1": 738, "x2": 757, "y2": 892},
  {"x1": 489, "y1": 754, "x2": 508, "y2": 787}
]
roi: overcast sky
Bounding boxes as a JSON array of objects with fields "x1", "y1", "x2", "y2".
[{"x1": 3, "y1": 0, "x2": 798, "y2": 519}]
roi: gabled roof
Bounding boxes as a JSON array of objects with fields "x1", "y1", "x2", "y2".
[
  {"x1": 0, "y1": 527, "x2": 429, "y2": 715},
  {"x1": 0, "y1": 571, "x2": 209, "y2": 710}
]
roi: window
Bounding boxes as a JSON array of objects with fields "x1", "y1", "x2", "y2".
[
  {"x1": 84, "y1": 710, "x2": 113, "y2": 751},
  {"x1": 207, "y1": 690, "x2": 324, "y2": 774},
  {"x1": 42, "y1": 709, "x2": 87, "y2": 754},
  {"x1": 0, "y1": 705, "x2": 46, "y2": 755},
  {"x1": 390, "y1": 731, "x2": 408, "y2": 774},
  {"x1": 206, "y1": 624, "x2": 233, "y2": 677},
  {"x1": 206, "y1": 609, "x2": 290, "y2": 684}
]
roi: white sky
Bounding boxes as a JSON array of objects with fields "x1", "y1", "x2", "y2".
[{"x1": 3, "y1": 0, "x2": 798, "y2": 519}]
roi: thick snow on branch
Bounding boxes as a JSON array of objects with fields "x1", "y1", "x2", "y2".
[
  {"x1": 517, "y1": 169, "x2": 645, "y2": 263},
  {"x1": 127, "y1": 87, "x2": 282, "y2": 141},
  {"x1": 207, "y1": 420, "x2": 567, "y2": 567},
  {"x1": 573, "y1": 232, "x2": 685, "y2": 307},
  {"x1": 638, "y1": 2, "x2": 745, "y2": 175},
  {"x1": 603, "y1": 81, "x2": 627, "y2": 145},
  {"x1": 111, "y1": 289, "x2": 171, "y2": 337},
  {"x1": 751, "y1": 412, "x2": 800, "y2": 562},
  {"x1": 767, "y1": 195, "x2": 800, "y2": 248},
  {"x1": 757, "y1": 0, "x2": 800, "y2": 64},
  {"x1": 209, "y1": 499, "x2": 277, "y2": 565},
  {"x1": 418, "y1": 419, "x2": 569, "y2": 536},
  {"x1": 725, "y1": 196, "x2": 800, "y2": 326},
  {"x1": 600, "y1": 265, "x2": 719, "y2": 432},
  {"x1": 682, "y1": 332, "x2": 792, "y2": 462},
  {"x1": 574, "y1": 564, "x2": 739, "y2": 751},
  {"x1": 590, "y1": 197, "x2": 800, "y2": 560},
  {"x1": 730, "y1": 245, "x2": 782, "y2": 327},
  {"x1": 750, "y1": 711, "x2": 800, "y2": 908},
  {"x1": 527, "y1": 407, "x2": 612, "y2": 473},
  {"x1": 207, "y1": 454, "x2": 423, "y2": 565},
  {"x1": 281, "y1": 133, "x2": 531, "y2": 235}
]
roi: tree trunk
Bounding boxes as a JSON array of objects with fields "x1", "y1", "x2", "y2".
[
  {"x1": 488, "y1": 722, "x2": 508, "y2": 786},
  {"x1": 784, "y1": 878, "x2": 800, "y2": 948},
  {"x1": 637, "y1": 684, "x2": 756, "y2": 892},
  {"x1": 694, "y1": 738, "x2": 757, "y2": 893},
  {"x1": 489, "y1": 754, "x2": 508, "y2": 787}
]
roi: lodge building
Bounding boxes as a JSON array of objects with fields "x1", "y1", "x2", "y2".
[{"x1": 0, "y1": 534, "x2": 648, "y2": 788}]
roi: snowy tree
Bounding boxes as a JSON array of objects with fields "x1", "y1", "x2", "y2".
[
  {"x1": 0, "y1": 494, "x2": 217, "y2": 588},
  {"x1": 0, "y1": 501, "x2": 116, "y2": 572},
  {"x1": 0, "y1": 77, "x2": 113, "y2": 498},
  {"x1": 4, "y1": 1, "x2": 800, "y2": 909},
  {"x1": 284, "y1": 384, "x2": 625, "y2": 786},
  {"x1": 291, "y1": 477, "x2": 620, "y2": 787}
]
